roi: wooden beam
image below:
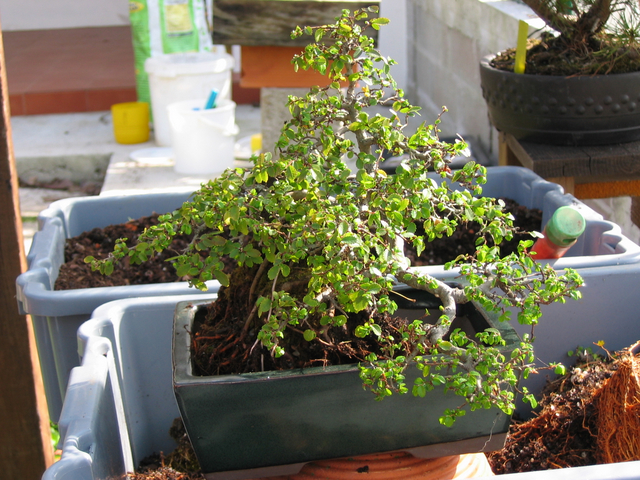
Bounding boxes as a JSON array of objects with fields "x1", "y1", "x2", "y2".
[
  {"x1": 0, "y1": 19, "x2": 54, "y2": 479},
  {"x1": 574, "y1": 179, "x2": 640, "y2": 199},
  {"x1": 212, "y1": 0, "x2": 380, "y2": 46}
]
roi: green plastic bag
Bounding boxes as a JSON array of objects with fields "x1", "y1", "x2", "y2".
[{"x1": 129, "y1": 0, "x2": 213, "y2": 105}]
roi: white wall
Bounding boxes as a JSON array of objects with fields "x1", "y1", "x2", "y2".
[
  {"x1": 0, "y1": 0, "x2": 130, "y2": 31},
  {"x1": 406, "y1": 0, "x2": 544, "y2": 163},
  {"x1": 379, "y1": 0, "x2": 408, "y2": 91}
]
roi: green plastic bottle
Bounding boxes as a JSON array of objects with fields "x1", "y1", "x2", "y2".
[{"x1": 531, "y1": 206, "x2": 586, "y2": 259}]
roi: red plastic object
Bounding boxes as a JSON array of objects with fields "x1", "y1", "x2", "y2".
[{"x1": 531, "y1": 206, "x2": 586, "y2": 259}]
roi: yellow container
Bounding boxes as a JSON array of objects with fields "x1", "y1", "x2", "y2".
[{"x1": 111, "y1": 102, "x2": 150, "y2": 144}]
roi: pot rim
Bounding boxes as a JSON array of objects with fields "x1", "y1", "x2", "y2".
[
  {"x1": 172, "y1": 290, "x2": 520, "y2": 386},
  {"x1": 480, "y1": 53, "x2": 640, "y2": 80}
]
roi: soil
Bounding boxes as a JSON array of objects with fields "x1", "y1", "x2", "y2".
[
  {"x1": 54, "y1": 214, "x2": 196, "y2": 290},
  {"x1": 490, "y1": 33, "x2": 640, "y2": 76},
  {"x1": 131, "y1": 419, "x2": 204, "y2": 480},
  {"x1": 54, "y1": 198, "x2": 541, "y2": 290},
  {"x1": 19, "y1": 177, "x2": 102, "y2": 196}
]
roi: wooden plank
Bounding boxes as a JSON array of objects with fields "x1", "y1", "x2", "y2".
[
  {"x1": 503, "y1": 133, "x2": 534, "y2": 169},
  {"x1": 547, "y1": 176, "x2": 575, "y2": 195},
  {"x1": 508, "y1": 135, "x2": 590, "y2": 178},
  {"x1": 574, "y1": 179, "x2": 640, "y2": 199},
  {"x1": 517, "y1": 142, "x2": 580, "y2": 178},
  {"x1": 502, "y1": 134, "x2": 640, "y2": 199},
  {"x1": 631, "y1": 197, "x2": 640, "y2": 229},
  {"x1": 621, "y1": 140, "x2": 640, "y2": 157},
  {"x1": 213, "y1": 0, "x2": 380, "y2": 46},
  {"x1": 583, "y1": 143, "x2": 640, "y2": 177},
  {"x1": 499, "y1": 132, "x2": 522, "y2": 166},
  {"x1": 0, "y1": 19, "x2": 53, "y2": 479},
  {"x1": 528, "y1": 143, "x2": 590, "y2": 178}
]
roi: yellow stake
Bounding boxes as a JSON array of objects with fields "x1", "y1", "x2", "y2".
[{"x1": 514, "y1": 20, "x2": 528, "y2": 74}]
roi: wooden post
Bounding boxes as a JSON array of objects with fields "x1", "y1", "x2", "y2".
[{"x1": 0, "y1": 19, "x2": 54, "y2": 479}]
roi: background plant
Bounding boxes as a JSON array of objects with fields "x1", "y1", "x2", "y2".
[{"x1": 89, "y1": 7, "x2": 583, "y2": 424}]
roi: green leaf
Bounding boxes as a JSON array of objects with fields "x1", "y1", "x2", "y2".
[
  {"x1": 268, "y1": 264, "x2": 281, "y2": 280},
  {"x1": 355, "y1": 325, "x2": 369, "y2": 338},
  {"x1": 257, "y1": 297, "x2": 272, "y2": 315},
  {"x1": 342, "y1": 234, "x2": 359, "y2": 245},
  {"x1": 370, "y1": 17, "x2": 390, "y2": 31},
  {"x1": 214, "y1": 270, "x2": 229, "y2": 287},
  {"x1": 352, "y1": 292, "x2": 369, "y2": 312},
  {"x1": 362, "y1": 282, "x2": 381, "y2": 295},
  {"x1": 265, "y1": 249, "x2": 276, "y2": 263},
  {"x1": 209, "y1": 235, "x2": 227, "y2": 247},
  {"x1": 304, "y1": 293, "x2": 319, "y2": 307},
  {"x1": 554, "y1": 364, "x2": 567, "y2": 376},
  {"x1": 412, "y1": 382, "x2": 427, "y2": 398},
  {"x1": 439, "y1": 416, "x2": 455, "y2": 427},
  {"x1": 303, "y1": 329, "x2": 316, "y2": 341},
  {"x1": 281, "y1": 264, "x2": 291, "y2": 277},
  {"x1": 176, "y1": 264, "x2": 191, "y2": 277},
  {"x1": 224, "y1": 205, "x2": 240, "y2": 225},
  {"x1": 370, "y1": 323, "x2": 382, "y2": 336}
]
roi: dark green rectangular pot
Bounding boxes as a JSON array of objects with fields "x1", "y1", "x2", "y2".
[{"x1": 172, "y1": 288, "x2": 520, "y2": 479}]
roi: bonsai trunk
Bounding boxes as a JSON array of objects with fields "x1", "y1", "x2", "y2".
[{"x1": 524, "y1": 0, "x2": 613, "y2": 46}]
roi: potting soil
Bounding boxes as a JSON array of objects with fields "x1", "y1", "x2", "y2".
[{"x1": 490, "y1": 33, "x2": 640, "y2": 76}]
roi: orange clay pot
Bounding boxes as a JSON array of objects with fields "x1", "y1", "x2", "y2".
[{"x1": 261, "y1": 452, "x2": 494, "y2": 480}]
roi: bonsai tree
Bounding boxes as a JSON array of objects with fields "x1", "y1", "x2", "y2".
[
  {"x1": 503, "y1": 0, "x2": 640, "y2": 74},
  {"x1": 89, "y1": 7, "x2": 583, "y2": 425}
]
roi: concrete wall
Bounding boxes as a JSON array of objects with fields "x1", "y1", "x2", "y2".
[
  {"x1": 0, "y1": 0, "x2": 130, "y2": 30},
  {"x1": 406, "y1": 0, "x2": 544, "y2": 163},
  {"x1": 379, "y1": 0, "x2": 408, "y2": 91}
]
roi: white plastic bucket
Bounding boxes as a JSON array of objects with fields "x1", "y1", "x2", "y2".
[
  {"x1": 145, "y1": 51, "x2": 234, "y2": 147},
  {"x1": 168, "y1": 98, "x2": 239, "y2": 175}
]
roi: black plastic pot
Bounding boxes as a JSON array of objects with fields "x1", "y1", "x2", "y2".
[
  {"x1": 479, "y1": 55, "x2": 640, "y2": 146},
  {"x1": 172, "y1": 288, "x2": 520, "y2": 479}
]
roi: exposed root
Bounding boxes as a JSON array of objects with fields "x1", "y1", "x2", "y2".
[
  {"x1": 594, "y1": 342, "x2": 640, "y2": 464},
  {"x1": 488, "y1": 342, "x2": 640, "y2": 473}
]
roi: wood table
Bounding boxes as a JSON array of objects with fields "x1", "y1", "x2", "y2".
[{"x1": 498, "y1": 132, "x2": 640, "y2": 199}]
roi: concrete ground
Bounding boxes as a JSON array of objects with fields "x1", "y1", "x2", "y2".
[{"x1": 13, "y1": 104, "x2": 261, "y2": 251}]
